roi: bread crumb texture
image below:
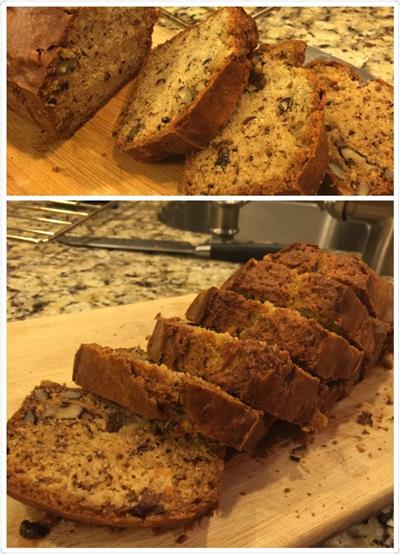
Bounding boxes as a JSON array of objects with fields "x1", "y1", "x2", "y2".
[
  {"x1": 7, "y1": 381, "x2": 224, "y2": 528},
  {"x1": 183, "y1": 41, "x2": 326, "y2": 195},
  {"x1": 309, "y1": 61, "x2": 393, "y2": 195}
]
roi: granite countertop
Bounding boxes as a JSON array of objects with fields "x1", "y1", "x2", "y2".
[
  {"x1": 7, "y1": 202, "x2": 238, "y2": 322},
  {"x1": 162, "y1": 7, "x2": 393, "y2": 83},
  {"x1": 7, "y1": 201, "x2": 393, "y2": 547}
]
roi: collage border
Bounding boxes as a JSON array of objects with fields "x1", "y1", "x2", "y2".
[{"x1": 1, "y1": 1, "x2": 399, "y2": 552}]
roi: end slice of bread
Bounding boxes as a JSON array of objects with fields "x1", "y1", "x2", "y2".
[
  {"x1": 7, "y1": 382, "x2": 225, "y2": 528},
  {"x1": 307, "y1": 60, "x2": 393, "y2": 195},
  {"x1": 182, "y1": 40, "x2": 327, "y2": 195},
  {"x1": 73, "y1": 343, "x2": 268, "y2": 451},
  {"x1": 114, "y1": 7, "x2": 258, "y2": 161},
  {"x1": 147, "y1": 317, "x2": 320, "y2": 427},
  {"x1": 8, "y1": 7, "x2": 158, "y2": 138}
]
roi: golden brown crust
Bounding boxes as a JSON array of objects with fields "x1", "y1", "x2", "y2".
[
  {"x1": 7, "y1": 8, "x2": 78, "y2": 93},
  {"x1": 296, "y1": 107, "x2": 328, "y2": 195},
  {"x1": 73, "y1": 343, "x2": 267, "y2": 451},
  {"x1": 116, "y1": 8, "x2": 258, "y2": 161}
]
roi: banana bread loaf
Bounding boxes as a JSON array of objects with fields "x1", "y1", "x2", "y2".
[
  {"x1": 186, "y1": 287, "x2": 363, "y2": 383},
  {"x1": 73, "y1": 343, "x2": 268, "y2": 451},
  {"x1": 265, "y1": 242, "x2": 393, "y2": 329},
  {"x1": 307, "y1": 60, "x2": 393, "y2": 195},
  {"x1": 182, "y1": 40, "x2": 327, "y2": 195},
  {"x1": 147, "y1": 317, "x2": 321, "y2": 427},
  {"x1": 7, "y1": 7, "x2": 158, "y2": 138},
  {"x1": 222, "y1": 259, "x2": 387, "y2": 368},
  {"x1": 114, "y1": 8, "x2": 258, "y2": 161},
  {"x1": 7, "y1": 382, "x2": 225, "y2": 528}
]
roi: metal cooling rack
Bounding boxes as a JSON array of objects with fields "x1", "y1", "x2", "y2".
[
  {"x1": 159, "y1": 7, "x2": 280, "y2": 28},
  {"x1": 7, "y1": 201, "x2": 116, "y2": 244}
]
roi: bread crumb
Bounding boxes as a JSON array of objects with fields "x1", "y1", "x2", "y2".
[
  {"x1": 361, "y1": 429, "x2": 370, "y2": 435},
  {"x1": 356, "y1": 444, "x2": 366, "y2": 453},
  {"x1": 284, "y1": 487, "x2": 291, "y2": 493},
  {"x1": 175, "y1": 534, "x2": 189, "y2": 544},
  {"x1": 357, "y1": 410, "x2": 373, "y2": 427}
]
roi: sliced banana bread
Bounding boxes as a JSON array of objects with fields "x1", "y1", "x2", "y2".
[
  {"x1": 114, "y1": 8, "x2": 258, "y2": 161},
  {"x1": 182, "y1": 40, "x2": 327, "y2": 195},
  {"x1": 7, "y1": 382, "x2": 225, "y2": 528},
  {"x1": 222, "y1": 259, "x2": 387, "y2": 368},
  {"x1": 186, "y1": 287, "x2": 363, "y2": 383},
  {"x1": 307, "y1": 60, "x2": 393, "y2": 195},
  {"x1": 73, "y1": 343, "x2": 268, "y2": 452},
  {"x1": 147, "y1": 317, "x2": 320, "y2": 427},
  {"x1": 266, "y1": 242, "x2": 393, "y2": 329},
  {"x1": 7, "y1": 7, "x2": 158, "y2": 138}
]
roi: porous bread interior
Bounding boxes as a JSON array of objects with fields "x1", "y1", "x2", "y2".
[
  {"x1": 186, "y1": 288, "x2": 363, "y2": 382},
  {"x1": 311, "y1": 63, "x2": 393, "y2": 195},
  {"x1": 7, "y1": 383, "x2": 222, "y2": 523},
  {"x1": 113, "y1": 347, "x2": 184, "y2": 414},
  {"x1": 184, "y1": 48, "x2": 318, "y2": 195},
  {"x1": 152, "y1": 320, "x2": 293, "y2": 394},
  {"x1": 117, "y1": 9, "x2": 236, "y2": 145},
  {"x1": 42, "y1": 8, "x2": 154, "y2": 134}
]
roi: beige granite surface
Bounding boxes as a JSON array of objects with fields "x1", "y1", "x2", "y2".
[
  {"x1": 7, "y1": 201, "x2": 394, "y2": 547},
  {"x1": 162, "y1": 7, "x2": 394, "y2": 83}
]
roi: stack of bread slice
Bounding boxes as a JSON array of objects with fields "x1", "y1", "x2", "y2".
[
  {"x1": 9, "y1": 8, "x2": 393, "y2": 194},
  {"x1": 112, "y1": 8, "x2": 393, "y2": 195},
  {"x1": 7, "y1": 244, "x2": 393, "y2": 531}
]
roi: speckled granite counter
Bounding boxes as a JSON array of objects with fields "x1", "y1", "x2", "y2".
[
  {"x1": 7, "y1": 201, "x2": 393, "y2": 548},
  {"x1": 162, "y1": 7, "x2": 393, "y2": 83},
  {"x1": 7, "y1": 202, "x2": 238, "y2": 322}
]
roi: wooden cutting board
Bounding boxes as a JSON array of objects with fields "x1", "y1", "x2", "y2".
[
  {"x1": 7, "y1": 295, "x2": 393, "y2": 548},
  {"x1": 7, "y1": 25, "x2": 184, "y2": 196}
]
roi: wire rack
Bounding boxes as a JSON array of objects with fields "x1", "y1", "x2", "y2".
[
  {"x1": 159, "y1": 7, "x2": 280, "y2": 28},
  {"x1": 7, "y1": 201, "x2": 116, "y2": 244}
]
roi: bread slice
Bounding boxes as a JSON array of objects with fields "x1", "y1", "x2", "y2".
[
  {"x1": 73, "y1": 343, "x2": 268, "y2": 452},
  {"x1": 7, "y1": 7, "x2": 158, "y2": 138},
  {"x1": 147, "y1": 317, "x2": 320, "y2": 427},
  {"x1": 7, "y1": 382, "x2": 225, "y2": 528},
  {"x1": 266, "y1": 243, "x2": 393, "y2": 329},
  {"x1": 222, "y1": 259, "x2": 387, "y2": 368},
  {"x1": 114, "y1": 8, "x2": 258, "y2": 161},
  {"x1": 182, "y1": 40, "x2": 327, "y2": 195},
  {"x1": 186, "y1": 287, "x2": 363, "y2": 383},
  {"x1": 307, "y1": 60, "x2": 393, "y2": 195}
]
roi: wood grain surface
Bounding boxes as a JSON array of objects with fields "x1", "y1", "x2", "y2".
[
  {"x1": 7, "y1": 295, "x2": 393, "y2": 548},
  {"x1": 7, "y1": 25, "x2": 184, "y2": 196}
]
